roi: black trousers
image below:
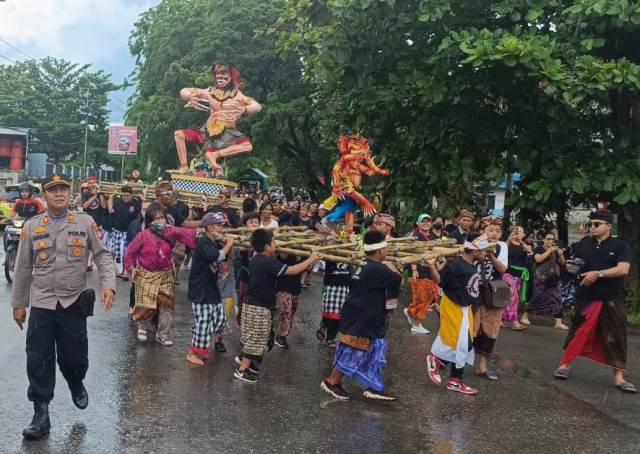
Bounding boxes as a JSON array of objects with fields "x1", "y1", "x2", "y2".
[
  {"x1": 26, "y1": 303, "x2": 88, "y2": 403},
  {"x1": 440, "y1": 360, "x2": 464, "y2": 379}
]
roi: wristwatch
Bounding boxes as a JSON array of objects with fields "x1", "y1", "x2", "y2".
[{"x1": 597, "y1": 271, "x2": 605, "y2": 279}]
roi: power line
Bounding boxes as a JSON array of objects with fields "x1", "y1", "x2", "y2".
[
  {"x1": 0, "y1": 52, "x2": 15, "y2": 64},
  {"x1": 0, "y1": 37, "x2": 37, "y2": 60}
]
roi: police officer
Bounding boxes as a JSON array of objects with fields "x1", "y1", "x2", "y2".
[{"x1": 11, "y1": 173, "x2": 116, "y2": 440}]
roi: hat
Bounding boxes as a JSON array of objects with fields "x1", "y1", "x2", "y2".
[
  {"x1": 42, "y1": 173, "x2": 71, "y2": 191},
  {"x1": 589, "y1": 210, "x2": 614, "y2": 224},
  {"x1": 458, "y1": 209, "x2": 475, "y2": 220},
  {"x1": 374, "y1": 213, "x2": 396, "y2": 229},
  {"x1": 121, "y1": 185, "x2": 133, "y2": 194},
  {"x1": 481, "y1": 215, "x2": 502, "y2": 226},
  {"x1": 417, "y1": 213, "x2": 432, "y2": 223},
  {"x1": 155, "y1": 180, "x2": 173, "y2": 196},
  {"x1": 202, "y1": 212, "x2": 226, "y2": 227}
]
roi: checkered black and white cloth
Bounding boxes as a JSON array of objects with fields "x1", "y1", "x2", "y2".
[
  {"x1": 322, "y1": 285, "x2": 350, "y2": 316},
  {"x1": 191, "y1": 302, "x2": 226, "y2": 350},
  {"x1": 104, "y1": 229, "x2": 127, "y2": 275}
]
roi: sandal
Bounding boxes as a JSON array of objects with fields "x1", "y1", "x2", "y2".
[
  {"x1": 477, "y1": 370, "x2": 498, "y2": 381},
  {"x1": 616, "y1": 382, "x2": 638, "y2": 393},
  {"x1": 512, "y1": 325, "x2": 527, "y2": 331},
  {"x1": 315, "y1": 328, "x2": 326, "y2": 341},
  {"x1": 553, "y1": 367, "x2": 570, "y2": 380},
  {"x1": 326, "y1": 340, "x2": 337, "y2": 349}
]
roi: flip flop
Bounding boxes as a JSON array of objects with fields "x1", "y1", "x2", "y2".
[
  {"x1": 553, "y1": 367, "x2": 570, "y2": 380},
  {"x1": 477, "y1": 370, "x2": 498, "y2": 381},
  {"x1": 616, "y1": 382, "x2": 637, "y2": 393}
]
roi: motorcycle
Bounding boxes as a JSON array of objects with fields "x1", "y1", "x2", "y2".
[{"x1": 4, "y1": 217, "x2": 25, "y2": 283}]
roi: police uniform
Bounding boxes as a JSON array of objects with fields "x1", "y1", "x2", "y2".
[{"x1": 11, "y1": 173, "x2": 116, "y2": 438}]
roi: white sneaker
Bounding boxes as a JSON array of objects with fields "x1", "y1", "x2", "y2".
[
  {"x1": 403, "y1": 308, "x2": 416, "y2": 327},
  {"x1": 411, "y1": 325, "x2": 430, "y2": 335}
]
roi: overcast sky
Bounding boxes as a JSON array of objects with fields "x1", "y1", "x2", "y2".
[{"x1": 0, "y1": 0, "x2": 160, "y2": 123}]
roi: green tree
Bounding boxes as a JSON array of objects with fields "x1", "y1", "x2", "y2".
[
  {"x1": 126, "y1": 0, "x2": 333, "y2": 194},
  {"x1": 0, "y1": 57, "x2": 118, "y2": 167}
]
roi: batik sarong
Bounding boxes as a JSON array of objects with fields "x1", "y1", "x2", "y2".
[
  {"x1": 473, "y1": 304, "x2": 503, "y2": 356},
  {"x1": 501, "y1": 273, "x2": 522, "y2": 321},
  {"x1": 133, "y1": 267, "x2": 176, "y2": 322},
  {"x1": 334, "y1": 337, "x2": 388, "y2": 392},
  {"x1": 560, "y1": 297, "x2": 627, "y2": 370},
  {"x1": 407, "y1": 277, "x2": 440, "y2": 322},
  {"x1": 527, "y1": 279, "x2": 562, "y2": 316},
  {"x1": 276, "y1": 292, "x2": 300, "y2": 337},
  {"x1": 240, "y1": 304, "x2": 272, "y2": 358}
]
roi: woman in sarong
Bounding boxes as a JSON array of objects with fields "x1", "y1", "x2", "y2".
[
  {"x1": 502, "y1": 226, "x2": 531, "y2": 329},
  {"x1": 124, "y1": 205, "x2": 197, "y2": 346},
  {"x1": 520, "y1": 231, "x2": 568, "y2": 330}
]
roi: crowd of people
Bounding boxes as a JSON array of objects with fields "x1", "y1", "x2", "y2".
[{"x1": 9, "y1": 173, "x2": 635, "y2": 439}]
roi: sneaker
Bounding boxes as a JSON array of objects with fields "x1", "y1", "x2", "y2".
[
  {"x1": 274, "y1": 336, "x2": 289, "y2": 350},
  {"x1": 446, "y1": 378, "x2": 477, "y2": 395},
  {"x1": 363, "y1": 388, "x2": 397, "y2": 401},
  {"x1": 403, "y1": 308, "x2": 416, "y2": 327},
  {"x1": 156, "y1": 338, "x2": 173, "y2": 347},
  {"x1": 234, "y1": 368, "x2": 258, "y2": 383},
  {"x1": 411, "y1": 325, "x2": 430, "y2": 335},
  {"x1": 320, "y1": 380, "x2": 351, "y2": 400},
  {"x1": 235, "y1": 356, "x2": 259, "y2": 374},
  {"x1": 137, "y1": 329, "x2": 147, "y2": 342},
  {"x1": 426, "y1": 354, "x2": 443, "y2": 385}
]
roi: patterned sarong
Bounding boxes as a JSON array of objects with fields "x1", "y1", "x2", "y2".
[
  {"x1": 240, "y1": 304, "x2": 272, "y2": 358},
  {"x1": 334, "y1": 337, "x2": 388, "y2": 392},
  {"x1": 105, "y1": 229, "x2": 127, "y2": 275},
  {"x1": 407, "y1": 278, "x2": 440, "y2": 322},
  {"x1": 133, "y1": 267, "x2": 176, "y2": 322}
]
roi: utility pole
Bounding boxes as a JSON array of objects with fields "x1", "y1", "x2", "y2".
[{"x1": 82, "y1": 90, "x2": 89, "y2": 180}]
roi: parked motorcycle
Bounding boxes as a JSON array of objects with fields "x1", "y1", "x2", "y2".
[{"x1": 4, "y1": 217, "x2": 24, "y2": 283}]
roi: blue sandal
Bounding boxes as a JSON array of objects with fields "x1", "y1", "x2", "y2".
[
  {"x1": 477, "y1": 370, "x2": 498, "y2": 381},
  {"x1": 617, "y1": 382, "x2": 637, "y2": 393}
]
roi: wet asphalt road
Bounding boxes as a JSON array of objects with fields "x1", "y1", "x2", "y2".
[{"x1": 1, "y1": 264, "x2": 639, "y2": 454}]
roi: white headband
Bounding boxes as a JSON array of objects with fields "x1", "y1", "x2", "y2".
[
  {"x1": 363, "y1": 240, "x2": 388, "y2": 252},
  {"x1": 464, "y1": 239, "x2": 489, "y2": 250}
]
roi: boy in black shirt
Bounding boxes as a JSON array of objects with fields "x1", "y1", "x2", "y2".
[
  {"x1": 234, "y1": 229, "x2": 318, "y2": 383},
  {"x1": 186, "y1": 213, "x2": 234, "y2": 366},
  {"x1": 427, "y1": 232, "x2": 487, "y2": 396},
  {"x1": 321, "y1": 230, "x2": 402, "y2": 401}
]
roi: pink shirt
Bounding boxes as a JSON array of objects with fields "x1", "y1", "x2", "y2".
[{"x1": 124, "y1": 226, "x2": 197, "y2": 272}]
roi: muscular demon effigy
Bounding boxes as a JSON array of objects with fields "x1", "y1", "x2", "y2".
[{"x1": 174, "y1": 61, "x2": 262, "y2": 174}]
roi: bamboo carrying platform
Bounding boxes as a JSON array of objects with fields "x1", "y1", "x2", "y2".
[
  {"x1": 225, "y1": 228, "x2": 469, "y2": 266},
  {"x1": 97, "y1": 181, "x2": 243, "y2": 209}
]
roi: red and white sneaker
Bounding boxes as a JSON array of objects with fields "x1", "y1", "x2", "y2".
[
  {"x1": 446, "y1": 378, "x2": 477, "y2": 395},
  {"x1": 427, "y1": 354, "x2": 443, "y2": 385}
]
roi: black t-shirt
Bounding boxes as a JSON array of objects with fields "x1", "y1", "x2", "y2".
[
  {"x1": 247, "y1": 254, "x2": 288, "y2": 309},
  {"x1": 324, "y1": 261, "x2": 352, "y2": 286},
  {"x1": 339, "y1": 259, "x2": 403, "y2": 339},
  {"x1": 573, "y1": 236, "x2": 632, "y2": 300},
  {"x1": 207, "y1": 205, "x2": 240, "y2": 227},
  {"x1": 111, "y1": 197, "x2": 141, "y2": 232},
  {"x1": 81, "y1": 192, "x2": 106, "y2": 226},
  {"x1": 276, "y1": 254, "x2": 303, "y2": 295},
  {"x1": 188, "y1": 236, "x2": 222, "y2": 304},
  {"x1": 508, "y1": 244, "x2": 529, "y2": 277},
  {"x1": 288, "y1": 211, "x2": 301, "y2": 226},
  {"x1": 277, "y1": 210, "x2": 291, "y2": 226},
  {"x1": 440, "y1": 256, "x2": 481, "y2": 307},
  {"x1": 165, "y1": 203, "x2": 186, "y2": 227},
  {"x1": 449, "y1": 227, "x2": 468, "y2": 245}
]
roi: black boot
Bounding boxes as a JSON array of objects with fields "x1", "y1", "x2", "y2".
[
  {"x1": 69, "y1": 382, "x2": 89, "y2": 410},
  {"x1": 22, "y1": 401, "x2": 51, "y2": 440}
]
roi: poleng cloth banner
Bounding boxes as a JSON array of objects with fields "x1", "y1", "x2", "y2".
[{"x1": 108, "y1": 126, "x2": 138, "y2": 155}]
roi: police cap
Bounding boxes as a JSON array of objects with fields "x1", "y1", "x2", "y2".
[{"x1": 42, "y1": 173, "x2": 71, "y2": 191}]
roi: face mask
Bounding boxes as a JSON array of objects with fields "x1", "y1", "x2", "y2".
[
  {"x1": 433, "y1": 223, "x2": 443, "y2": 229},
  {"x1": 150, "y1": 220, "x2": 167, "y2": 234}
]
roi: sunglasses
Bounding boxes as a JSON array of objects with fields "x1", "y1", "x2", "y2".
[
  {"x1": 160, "y1": 191, "x2": 176, "y2": 197},
  {"x1": 587, "y1": 221, "x2": 608, "y2": 228}
]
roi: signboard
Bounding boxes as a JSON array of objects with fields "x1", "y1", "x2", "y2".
[{"x1": 108, "y1": 126, "x2": 138, "y2": 155}]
